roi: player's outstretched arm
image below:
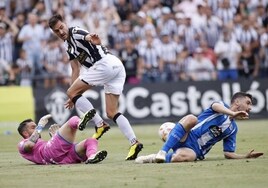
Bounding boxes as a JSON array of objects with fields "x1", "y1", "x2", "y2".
[
  {"x1": 211, "y1": 102, "x2": 249, "y2": 120},
  {"x1": 85, "y1": 34, "x2": 101, "y2": 45},
  {"x1": 224, "y1": 150, "x2": 264, "y2": 159},
  {"x1": 23, "y1": 114, "x2": 52, "y2": 152},
  {"x1": 245, "y1": 149, "x2": 264, "y2": 158}
]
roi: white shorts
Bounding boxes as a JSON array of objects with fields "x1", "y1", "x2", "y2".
[{"x1": 79, "y1": 54, "x2": 126, "y2": 95}]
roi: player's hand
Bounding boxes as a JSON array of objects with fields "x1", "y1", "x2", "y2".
[
  {"x1": 246, "y1": 149, "x2": 264, "y2": 158},
  {"x1": 48, "y1": 124, "x2": 61, "y2": 137},
  {"x1": 38, "y1": 114, "x2": 52, "y2": 127},
  {"x1": 230, "y1": 111, "x2": 249, "y2": 120},
  {"x1": 36, "y1": 114, "x2": 52, "y2": 133},
  {"x1": 87, "y1": 34, "x2": 101, "y2": 45},
  {"x1": 65, "y1": 98, "x2": 74, "y2": 109}
]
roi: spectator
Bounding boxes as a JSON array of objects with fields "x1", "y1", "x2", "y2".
[
  {"x1": 118, "y1": 38, "x2": 142, "y2": 84},
  {"x1": 10, "y1": 0, "x2": 33, "y2": 16},
  {"x1": 139, "y1": 32, "x2": 162, "y2": 83},
  {"x1": 156, "y1": 7, "x2": 177, "y2": 37},
  {"x1": 56, "y1": 53, "x2": 71, "y2": 86},
  {"x1": 173, "y1": 0, "x2": 200, "y2": 15},
  {"x1": 214, "y1": 28, "x2": 242, "y2": 80},
  {"x1": 174, "y1": 12, "x2": 186, "y2": 44},
  {"x1": 41, "y1": 37, "x2": 64, "y2": 88},
  {"x1": 114, "y1": 20, "x2": 135, "y2": 51},
  {"x1": 114, "y1": 0, "x2": 131, "y2": 21},
  {"x1": 39, "y1": 15, "x2": 53, "y2": 43},
  {"x1": 191, "y1": 3, "x2": 207, "y2": 30},
  {"x1": 235, "y1": 17, "x2": 259, "y2": 53},
  {"x1": 199, "y1": 40, "x2": 217, "y2": 67},
  {"x1": 129, "y1": 0, "x2": 145, "y2": 13},
  {"x1": 238, "y1": 44, "x2": 259, "y2": 79},
  {"x1": 247, "y1": 0, "x2": 268, "y2": 13},
  {"x1": 17, "y1": 12, "x2": 45, "y2": 77},
  {"x1": 133, "y1": 11, "x2": 157, "y2": 42},
  {"x1": 0, "y1": 17, "x2": 19, "y2": 65},
  {"x1": 69, "y1": 9, "x2": 87, "y2": 29},
  {"x1": 0, "y1": 59, "x2": 15, "y2": 85},
  {"x1": 203, "y1": 6, "x2": 223, "y2": 49},
  {"x1": 175, "y1": 47, "x2": 192, "y2": 81},
  {"x1": 236, "y1": 0, "x2": 250, "y2": 18},
  {"x1": 14, "y1": 49, "x2": 33, "y2": 86},
  {"x1": 215, "y1": 0, "x2": 236, "y2": 25},
  {"x1": 259, "y1": 24, "x2": 268, "y2": 77},
  {"x1": 72, "y1": 0, "x2": 90, "y2": 14},
  {"x1": 0, "y1": 16, "x2": 18, "y2": 85},
  {"x1": 188, "y1": 47, "x2": 217, "y2": 81},
  {"x1": 12, "y1": 12, "x2": 26, "y2": 61},
  {"x1": 206, "y1": 0, "x2": 219, "y2": 14},
  {"x1": 144, "y1": 0, "x2": 162, "y2": 25},
  {"x1": 255, "y1": 4, "x2": 268, "y2": 28},
  {"x1": 1, "y1": 0, "x2": 268, "y2": 87},
  {"x1": 178, "y1": 14, "x2": 202, "y2": 54},
  {"x1": 232, "y1": 13, "x2": 243, "y2": 35},
  {"x1": 51, "y1": 0, "x2": 72, "y2": 21},
  {"x1": 32, "y1": 0, "x2": 48, "y2": 17},
  {"x1": 159, "y1": 31, "x2": 183, "y2": 82}
]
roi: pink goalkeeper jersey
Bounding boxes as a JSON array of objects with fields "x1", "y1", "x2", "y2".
[
  {"x1": 18, "y1": 133, "x2": 87, "y2": 165},
  {"x1": 18, "y1": 139, "x2": 48, "y2": 164}
]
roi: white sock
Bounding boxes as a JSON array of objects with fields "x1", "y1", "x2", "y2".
[
  {"x1": 75, "y1": 96, "x2": 103, "y2": 126},
  {"x1": 115, "y1": 114, "x2": 137, "y2": 145}
]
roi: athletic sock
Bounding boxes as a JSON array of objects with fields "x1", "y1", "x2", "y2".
[
  {"x1": 165, "y1": 152, "x2": 173, "y2": 163},
  {"x1": 114, "y1": 113, "x2": 137, "y2": 145},
  {"x1": 84, "y1": 138, "x2": 98, "y2": 158},
  {"x1": 68, "y1": 116, "x2": 80, "y2": 129},
  {"x1": 161, "y1": 123, "x2": 186, "y2": 152},
  {"x1": 75, "y1": 96, "x2": 103, "y2": 126}
]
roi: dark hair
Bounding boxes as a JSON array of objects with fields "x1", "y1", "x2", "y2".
[
  {"x1": 18, "y1": 119, "x2": 33, "y2": 138},
  {"x1": 48, "y1": 14, "x2": 63, "y2": 29},
  {"x1": 231, "y1": 92, "x2": 253, "y2": 104}
]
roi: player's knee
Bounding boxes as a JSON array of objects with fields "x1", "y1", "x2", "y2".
[
  {"x1": 84, "y1": 138, "x2": 98, "y2": 146},
  {"x1": 184, "y1": 114, "x2": 198, "y2": 127},
  {"x1": 171, "y1": 154, "x2": 190, "y2": 163},
  {"x1": 171, "y1": 150, "x2": 196, "y2": 162},
  {"x1": 68, "y1": 116, "x2": 80, "y2": 129}
]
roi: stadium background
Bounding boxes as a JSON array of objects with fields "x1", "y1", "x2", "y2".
[
  {"x1": 0, "y1": 0, "x2": 268, "y2": 124},
  {"x1": 0, "y1": 2, "x2": 267, "y2": 187}
]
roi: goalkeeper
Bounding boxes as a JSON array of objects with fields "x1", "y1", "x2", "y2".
[{"x1": 17, "y1": 110, "x2": 107, "y2": 165}]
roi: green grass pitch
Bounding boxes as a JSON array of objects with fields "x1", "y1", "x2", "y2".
[{"x1": 0, "y1": 120, "x2": 268, "y2": 188}]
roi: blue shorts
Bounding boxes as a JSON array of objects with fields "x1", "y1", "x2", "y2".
[{"x1": 172, "y1": 132, "x2": 204, "y2": 160}]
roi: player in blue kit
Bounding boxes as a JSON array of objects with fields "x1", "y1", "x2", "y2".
[{"x1": 135, "y1": 92, "x2": 264, "y2": 163}]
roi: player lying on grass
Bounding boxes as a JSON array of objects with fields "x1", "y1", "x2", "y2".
[
  {"x1": 17, "y1": 109, "x2": 107, "y2": 165},
  {"x1": 135, "y1": 92, "x2": 264, "y2": 164}
]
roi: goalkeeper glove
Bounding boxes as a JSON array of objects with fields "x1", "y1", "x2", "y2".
[{"x1": 36, "y1": 114, "x2": 52, "y2": 133}]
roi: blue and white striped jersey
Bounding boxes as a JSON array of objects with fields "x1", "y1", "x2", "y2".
[
  {"x1": 191, "y1": 101, "x2": 238, "y2": 156},
  {"x1": 65, "y1": 27, "x2": 109, "y2": 68}
]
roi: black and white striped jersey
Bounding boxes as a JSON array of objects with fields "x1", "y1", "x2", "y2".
[
  {"x1": 65, "y1": 27, "x2": 109, "y2": 68},
  {"x1": 0, "y1": 33, "x2": 13, "y2": 64}
]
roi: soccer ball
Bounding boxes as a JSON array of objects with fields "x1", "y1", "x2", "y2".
[{"x1": 158, "y1": 122, "x2": 175, "y2": 142}]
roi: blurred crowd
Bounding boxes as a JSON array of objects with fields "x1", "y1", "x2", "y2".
[{"x1": 0, "y1": 0, "x2": 268, "y2": 87}]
